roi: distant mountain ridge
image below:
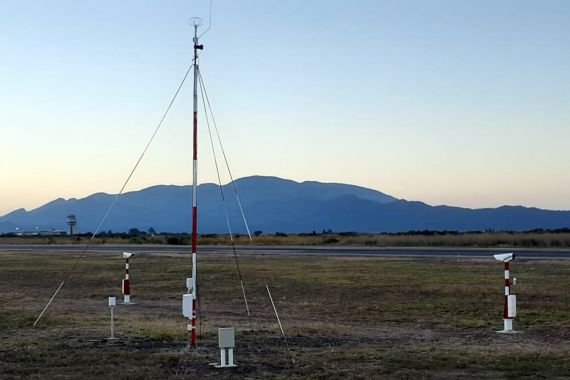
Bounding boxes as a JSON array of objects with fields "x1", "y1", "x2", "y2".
[{"x1": 1, "y1": 175, "x2": 569, "y2": 234}]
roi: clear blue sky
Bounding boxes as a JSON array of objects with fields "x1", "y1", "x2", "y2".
[{"x1": 1, "y1": 0, "x2": 569, "y2": 215}]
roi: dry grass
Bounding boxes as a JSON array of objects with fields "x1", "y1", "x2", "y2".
[
  {"x1": 0, "y1": 250, "x2": 569, "y2": 378},
  {"x1": 3, "y1": 231, "x2": 570, "y2": 248}
]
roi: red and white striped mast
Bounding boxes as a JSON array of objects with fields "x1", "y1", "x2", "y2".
[{"x1": 190, "y1": 17, "x2": 203, "y2": 349}]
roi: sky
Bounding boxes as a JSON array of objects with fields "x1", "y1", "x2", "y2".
[{"x1": 0, "y1": 0, "x2": 569, "y2": 216}]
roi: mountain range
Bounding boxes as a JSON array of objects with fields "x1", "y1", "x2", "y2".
[{"x1": 1, "y1": 176, "x2": 569, "y2": 234}]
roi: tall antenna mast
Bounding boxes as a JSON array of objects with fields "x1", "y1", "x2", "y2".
[{"x1": 189, "y1": 16, "x2": 203, "y2": 349}]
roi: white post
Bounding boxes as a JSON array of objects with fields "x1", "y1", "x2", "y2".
[
  {"x1": 111, "y1": 307, "x2": 115, "y2": 339},
  {"x1": 108, "y1": 296, "x2": 116, "y2": 339},
  {"x1": 228, "y1": 348, "x2": 234, "y2": 366}
]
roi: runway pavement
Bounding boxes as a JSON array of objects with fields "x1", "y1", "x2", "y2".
[{"x1": 1, "y1": 244, "x2": 570, "y2": 259}]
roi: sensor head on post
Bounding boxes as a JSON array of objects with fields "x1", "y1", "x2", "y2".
[
  {"x1": 123, "y1": 252, "x2": 135, "y2": 259},
  {"x1": 493, "y1": 253, "x2": 515, "y2": 262}
]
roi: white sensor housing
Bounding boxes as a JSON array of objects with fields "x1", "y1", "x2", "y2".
[{"x1": 493, "y1": 253, "x2": 515, "y2": 262}]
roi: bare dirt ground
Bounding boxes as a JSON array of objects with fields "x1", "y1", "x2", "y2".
[{"x1": 0, "y1": 251, "x2": 569, "y2": 379}]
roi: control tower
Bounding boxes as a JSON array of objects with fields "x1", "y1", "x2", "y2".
[{"x1": 67, "y1": 215, "x2": 77, "y2": 236}]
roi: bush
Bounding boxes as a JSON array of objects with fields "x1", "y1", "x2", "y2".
[{"x1": 166, "y1": 237, "x2": 185, "y2": 245}]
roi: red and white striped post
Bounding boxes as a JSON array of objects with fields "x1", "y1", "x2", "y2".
[
  {"x1": 122, "y1": 252, "x2": 134, "y2": 304},
  {"x1": 493, "y1": 253, "x2": 517, "y2": 333},
  {"x1": 187, "y1": 18, "x2": 203, "y2": 349},
  {"x1": 502, "y1": 261, "x2": 512, "y2": 331}
]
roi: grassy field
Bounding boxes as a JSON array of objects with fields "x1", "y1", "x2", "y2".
[{"x1": 0, "y1": 250, "x2": 569, "y2": 379}]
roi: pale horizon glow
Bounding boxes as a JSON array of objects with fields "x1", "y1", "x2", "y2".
[{"x1": 1, "y1": 1, "x2": 569, "y2": 216}]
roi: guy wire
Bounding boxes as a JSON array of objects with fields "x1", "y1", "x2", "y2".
[{"x1": 33, "y1": 62, "x2": 194, "y2": 326}]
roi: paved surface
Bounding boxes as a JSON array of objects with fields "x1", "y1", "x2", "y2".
[{"x1": 1, "y1": 244, "x2": 570, "y2": 259}]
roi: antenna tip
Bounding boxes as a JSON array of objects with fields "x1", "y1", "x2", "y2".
[{"x1": 189, "y1": 17, "x2": 202, "y2": 27}]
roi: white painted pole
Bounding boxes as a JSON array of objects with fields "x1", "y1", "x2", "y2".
[
  {"x1": 228, "y1": 348, "x2": 234, "y2": 366},
  {"x1": 111, "y1": 306, "x2": 115, "y2": 339},
  {"x1": 108, "y1": 296, "x2": 116, "y2": 339}
]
